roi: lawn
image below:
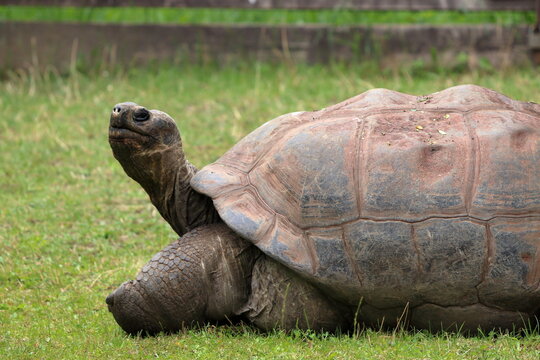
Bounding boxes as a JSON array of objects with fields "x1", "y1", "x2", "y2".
[{"x1": 1, "y1": 62, "x2": 539, "y2": 359}]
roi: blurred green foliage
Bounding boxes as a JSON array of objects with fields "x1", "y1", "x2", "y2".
[{"x1": 0, "y1": 6, "x2": 535, "y2": 25}]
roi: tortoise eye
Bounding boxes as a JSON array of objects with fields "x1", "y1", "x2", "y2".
[{"x1": 133, "y1": 108, "x2": 150, "y2": 122}]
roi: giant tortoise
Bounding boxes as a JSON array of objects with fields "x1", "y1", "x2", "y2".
[{"x1": 106, "y1": 85, "x2": 540, "y2": 334}]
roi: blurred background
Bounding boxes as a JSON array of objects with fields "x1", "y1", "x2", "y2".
[
  {"x1": 1, "y1": 0, "x2": 539, "y2": 71},
  {"x1": 1, "y1": 2, "x2": 540, "y2": 358}
]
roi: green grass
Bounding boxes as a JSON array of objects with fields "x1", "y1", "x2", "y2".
[
  {"x1": 0, "y1": 6, "x2": 535, "y2": 25},
  {"x1": 1, "y1": 62, "x2": 539, "y2": 359}
]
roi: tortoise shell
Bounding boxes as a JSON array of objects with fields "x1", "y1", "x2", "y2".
[{"x1": 191, "y1": 85, "x2": 540, "y2": 329}]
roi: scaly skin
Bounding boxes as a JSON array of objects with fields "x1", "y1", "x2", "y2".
[
  {"x1": 108, "y1": 102, "x2": 219, "y2": 237},
  {"x1": 106, "y1": 224, "x2": 259, "y2": 334},
  {"x1": 106, "y1": 223, "x2": 349, "y2": 334}
]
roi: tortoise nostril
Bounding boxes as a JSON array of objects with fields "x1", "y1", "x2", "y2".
[{"x1": 112, "y1": 105, "x2": 122, "y2": 114}]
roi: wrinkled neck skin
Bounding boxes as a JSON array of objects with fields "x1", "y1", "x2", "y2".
[{"x1": 112, "y1": 140, "x2": 219, "y2": 237}]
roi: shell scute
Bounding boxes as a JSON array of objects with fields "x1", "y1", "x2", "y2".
[
  {"x1": 362, "y1": 111, "x2": 469, "y2": 220},
  {"x1": 412, "y1": 219, "x2": 485, "y2": 306},
  {"x1": 213, "y1": 187, "x2": 273, "y2": 243},
  {"x1": 343, "y1": 219, "x2": 419, "y2": 308},
  {"x1": 249, "y1": 118, "x2": 359, "y2": 228},
  {"x1": 478, "y1": 217, "x2": 540, "y2": 312},
  {"x1": 467, "y1": 111, "x2": 540, "y2": 218},
  {"x1": 339, "y1": 88, "x2": 416, "y2": 110},
  {"x1": 423, "y1": 84, "x2": 513, "y2": 110}
]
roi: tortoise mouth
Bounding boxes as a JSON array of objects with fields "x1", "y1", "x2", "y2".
[{"x1": 109, "y1": 126, "x2": 148, "y2": 142}]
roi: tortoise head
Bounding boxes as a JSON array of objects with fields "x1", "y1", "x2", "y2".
[
  {"x1": 108, "y1": 102, "x2": 185, "y2": 199},
  {"x1": 109, "y1": 102, "x2": 180, "y2": 152}
]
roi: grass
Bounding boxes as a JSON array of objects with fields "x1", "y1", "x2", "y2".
[
  {"x1": 0, "y1": 6, "x2": 535, "y2": 25},
  {"x1": 1, "y1": 62, "x2": 539, "y2": 359}
]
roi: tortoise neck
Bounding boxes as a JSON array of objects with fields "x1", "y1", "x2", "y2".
[
  {"x1": 116, "y1": 142, "x2": 220, "y2": 236},
  {"x1": 137, "y1": 143, "x2": 188, "y2": 204}
]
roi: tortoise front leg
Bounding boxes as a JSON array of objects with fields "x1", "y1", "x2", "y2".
[{"x1": 106, "y1": 223, "x2": 258, "y2": 335}]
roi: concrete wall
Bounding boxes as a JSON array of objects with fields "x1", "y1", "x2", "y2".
[{"x1": 0, "y1": 22, "x2": 531, "y2": 70}]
